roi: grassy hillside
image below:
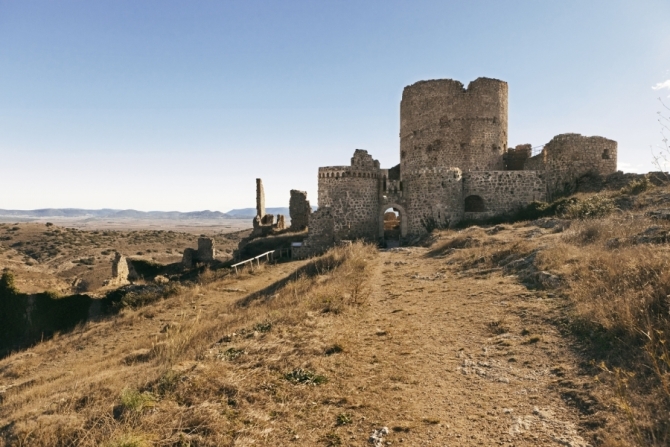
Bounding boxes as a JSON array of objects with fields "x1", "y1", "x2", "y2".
[{"x1": 3, "y1": 176, "x2": 670, "y2": 446}]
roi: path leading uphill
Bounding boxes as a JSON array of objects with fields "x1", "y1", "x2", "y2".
[{"x1": 336, "y1": 246, "x2": 597, "y2": 446}]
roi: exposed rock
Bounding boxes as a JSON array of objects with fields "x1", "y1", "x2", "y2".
[
  {"x1": 368, "y1": 427, "x2": 389, "y2": 446},
  {"x1": 633, "y1": 226, "x2": 670, "y2": 245},
  {"x1": 154, "y1": 275, "x2": 169, "y2": 284}
]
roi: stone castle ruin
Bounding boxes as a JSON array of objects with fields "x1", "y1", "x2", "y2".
[{"x1": 292, "y1": 77, "x2": 617, "y2": 257}]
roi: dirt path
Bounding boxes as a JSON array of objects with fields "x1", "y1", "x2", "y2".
[{"x1": 337, "y1": 247, "x2": 594, "y2": 446}]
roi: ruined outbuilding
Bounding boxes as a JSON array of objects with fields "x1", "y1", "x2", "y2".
[
  {"x1": 293, "y1": 77, "x2": 618, "y2": 258},
  {"x1": 182, "y1": 237, "x2": 216, "y2": 268}
]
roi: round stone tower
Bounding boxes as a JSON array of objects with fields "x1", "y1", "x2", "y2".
[{"x1": 400, "y1": 77, "x2": 508, "y2": 175}]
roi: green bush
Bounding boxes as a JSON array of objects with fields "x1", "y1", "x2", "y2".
[
  {"x1": 561, "y1": 195, "x2": 615, "y2": 219},
  {"x1": 120, "y1": 388, "x2": 156, "y2": 413},
  {"x1": 620, "y1": 176, "x2": 653, "y2": 195}
]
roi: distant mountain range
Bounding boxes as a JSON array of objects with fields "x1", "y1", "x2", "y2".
[
  {"x1": 0, "y1": 208, "x2": 235, "y2": 219},
  {"x1": 0, "y1": 207, "x2": 315, "y2": 220},
  {"x1": 225, "y1": 207, "x2": 292, "y2": 218}
]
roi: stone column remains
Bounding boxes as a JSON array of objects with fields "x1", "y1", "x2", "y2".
[{"x1": 256, "y1": 178, "x2": 266, "y2": 218}]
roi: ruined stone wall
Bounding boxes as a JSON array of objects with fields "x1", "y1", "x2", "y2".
[
  {"x1": 400, "y1": 78, "x2": 508, "y2": 176},
  {"x1": 524, "y1": 152, "x2": 545, "y2": 171},
  {"x1": 462, "y1": 171, "x2": 546, "y2": 218},
  {"x1": 292, "y1": 207, "x2": 335, "y2": 259},
  {"x1": 403, "y1": 167, "x2": 463, "y2": 235},
  {"x1": 505, "y1": 144, "x2": 532, "y2": 170},
  {"x1": 289, "y1": 190, "x2": 311, "y2": 231},
  {"x1": 197, "y1": 237, "x2": 215, "y2": 261},
  {"x1": 524, "y1": 134, "x2": 618, "y2": 198}
]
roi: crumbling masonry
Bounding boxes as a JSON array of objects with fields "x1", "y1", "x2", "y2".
[{"x1": 293, "y1": 77, "x2": 617, "y2": 258}]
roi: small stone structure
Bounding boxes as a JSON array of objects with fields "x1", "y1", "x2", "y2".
[
  {"x1": 293, "y1": 77, "x2": 618, "y2": 258},
  {"x1": 289, "y1": 189, "x2": 311, "y2": 231},
  {"x1": 182, "y1": 237, "x2": 216, "y2": 268}
]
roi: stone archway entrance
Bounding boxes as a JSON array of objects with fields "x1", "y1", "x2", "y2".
[{"x1": 379, "y1": 204, "x2": 408, "y2": 248}]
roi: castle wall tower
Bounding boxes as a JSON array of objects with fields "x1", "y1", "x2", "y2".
[
  {"x1": 524, "y1": 133, "x2": 618, "y2": 199},
  {"x1": 317, "y1": 150, "x2": 380, "y2": 241},
  {"x1": 400, "y1": 78, "x2": 508, "y2": 175}
]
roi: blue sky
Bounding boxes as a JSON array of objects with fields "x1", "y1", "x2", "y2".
[{"x1": 1, "y1": 0, "x2": 669, "y2": 212}]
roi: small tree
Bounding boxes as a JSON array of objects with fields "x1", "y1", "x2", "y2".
[{"x1": 0, "y1": 270, "x2": 16, "y2": 296}]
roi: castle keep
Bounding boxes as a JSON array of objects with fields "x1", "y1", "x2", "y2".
[{"x1": 293, "y1": 77, "x2": 617, "y2": 257}]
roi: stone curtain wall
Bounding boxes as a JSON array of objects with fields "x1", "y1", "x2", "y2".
[
  {"x1": 403, "y1": 167, "x2": 463, "y2": 235},
  {"x1": 292, "y1": 207, "x2": 335, "y2": 259},
  {"x1": 400, "y1": 78, "x2": 508, "y2": 175},
  {"x1": 462, "y1": 171, "x2": 546, "y2": 218},
  {"x1": 524, "y1": 134, "x2": 618, "y2": 198}
]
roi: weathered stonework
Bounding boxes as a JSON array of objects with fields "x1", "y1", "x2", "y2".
[
  {"x1": 182, "y1": 237, "x2": 216, "y2": 267},
  {"x1": 289, "y1": 190, "x2": 311, "y2": 231},
  {"x1": 249, "y1": 179, "x2": 288, "y2": 238},
  {"x1": 292, "y1": 77, "x2": 618, "y2": 257},
  {"x1": 291, "y1": 207, "x2": 335, "y2": 258},
  {"x1": 256, "y1": 178, "x2": 265, "y2": 218},
  {"x1": 110, "y1": 252, "x2": 130, "y2": 285},
  {"x1": 505, "y1": 144, "x2": 532, "y2": 170},
  {"x1": 524, "y1": 134, "x2": 617, "y2": 199},
  {"x1": 462, "y1": 171, "x2": 546, "y2": 220},
  {"x1": 197, "y1": 237, "x2": 215, "y2": 261}
]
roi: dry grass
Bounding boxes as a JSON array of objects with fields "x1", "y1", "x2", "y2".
[
  {"x1": 0, "y1": 242, "x2": 376, "y2": 446},
  {"x1": 539, "y1": 218, "x2": 670, "y2": 446},
  {"x1": 427, "y1": 187, "x2": 670, "y2": 445}
]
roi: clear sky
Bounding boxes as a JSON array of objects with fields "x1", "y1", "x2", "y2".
[{"x1": 1, "y1": 0, "x2": 669, "y2": 212}]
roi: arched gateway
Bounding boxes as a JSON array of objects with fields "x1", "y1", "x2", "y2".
[{"x1": 379, "y1": 203, "x2": 408, "y2": 246}]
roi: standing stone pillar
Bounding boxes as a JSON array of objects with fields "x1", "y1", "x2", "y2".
[{"x1": 256, "y1": 178, "x2": 266, "y2": 218}]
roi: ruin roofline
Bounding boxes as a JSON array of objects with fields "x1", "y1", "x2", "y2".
[
  {"x1": 546, "y1": 133, "x2": 617, "y2": 144},
  {"x1": 402, "y1": 77, "x2": 507, "y2": 96}
]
